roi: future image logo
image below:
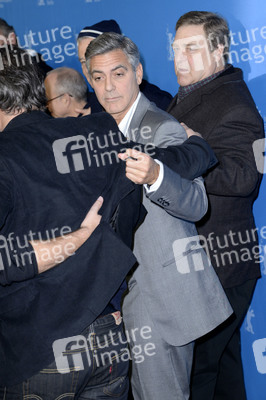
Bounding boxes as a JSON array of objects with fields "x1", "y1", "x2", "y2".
[
  {"x1": 53, "y1": 325, "x2": 156, "y2": 374},
  {"x1": 53, "y1": 335, "x2": 90, "y2": 373},
  {"x1": 172, "y1": 235, "x2": 212, "y2": 274},
  {"x1": 253, "y1": 138, "x2": 266, "y2": 174},
  {"x1": 53, "y1": 135, "x2": 91, "y2": 174}
]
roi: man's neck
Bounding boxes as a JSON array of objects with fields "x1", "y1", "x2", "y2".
[
  {"x1": 0, "y1": 109, "x2": 24, "y2": 131},
  {"x1": 70, "y1": 99, "x2": 87, "y2": 117},
  {"x1": 117, "y1": 92, "x2": 141, "y2": 135}
]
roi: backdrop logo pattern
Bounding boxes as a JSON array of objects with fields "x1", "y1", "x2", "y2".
[
  {"x1": 252, "y1": 338, "x2": 266, "y2": 374},
  {"x1": 0, "y1": 0, "x2": 13, "y2": 8},
  {"x1": 245, "y1": 306, "x2": 255, "y2": 334},
  {"x1": 37, "y1": 0, "x2": 54, "y2": 5},
  {"x1": 166, "y1": 24, "x2": 266, "y2": 65}
]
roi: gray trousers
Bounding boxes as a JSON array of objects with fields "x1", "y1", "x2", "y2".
[{"x1": 122, "y1": 280, "x2": 194, "y2": 400}]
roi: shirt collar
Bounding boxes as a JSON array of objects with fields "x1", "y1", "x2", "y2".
[
  {"x1": 118, "y1": 92, "x2": 141, "y2": 137},
  {"x1": 3, "y1": 110, "x2": 51, "y2": 132},
  {"x1": 177, "y1": 65, "x2": 229, "y2": 101}
]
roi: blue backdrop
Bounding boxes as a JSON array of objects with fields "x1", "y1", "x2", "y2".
[{"x1": 1, "y1": 1, "x2": 265, "y2": 398}]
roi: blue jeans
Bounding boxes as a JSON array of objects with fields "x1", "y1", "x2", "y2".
[{"x1": 0, "y1": 313, "x2": 129, "y2": 399}]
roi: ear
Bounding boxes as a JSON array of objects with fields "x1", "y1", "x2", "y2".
[
  {"x1": 213, "y1": 44, "x2": 225, "y2": 66},
  {"x1": 7, "y1": 32, "x2": 17, "y2": 45},
  {"x1": 81, "y1": 63, "x2": 90, "y2": 83},
  {"x1": 136, "y1": 63, "x2": 143, "y2": 85},
  {"x1": 61, "y1": 93, "x2": 72, "y2": 109},
  {"x1": 87, "y1": 74, "x2": 94, "y2": 89}
]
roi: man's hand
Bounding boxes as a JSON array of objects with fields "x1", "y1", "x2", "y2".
[
  {"x1": 181, "y1": 122, "x2": 202, "y2": 138},
  {"x1": 118, "y1": 149, "x2": 160, "y2": 185},
  {"x1": 75, "y1": 107, "x2": 91, "y2": 117},
  {"x1": 31, "y1": 196, "x2": 104, "y2": 273},
  {"x1": 80, "y1": 196, "x2": 103, "y2": 233}
]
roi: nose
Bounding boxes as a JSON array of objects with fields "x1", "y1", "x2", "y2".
[
  {"x1": 105, "y1": 75, "x2": 115, "y2": 92},
  {"x1": 173, "y1": 47, "x2": 187, "y2": 63}
]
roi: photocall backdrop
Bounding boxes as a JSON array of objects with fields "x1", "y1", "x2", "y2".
[{"x1": 1, "y1": 0, "x2": 265, "y2": 398}]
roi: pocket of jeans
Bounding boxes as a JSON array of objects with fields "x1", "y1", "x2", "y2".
[
  {"x1": 22, "y1": 361, "x2": 80, "y2": 400},
  {"x1": 103, "y1": 375, "x2": 129, "y2": 398}
]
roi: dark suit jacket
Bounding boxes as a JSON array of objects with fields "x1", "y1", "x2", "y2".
[
  {"x1": 167, "y1": 66, "x2": 265, "y2": 288},
  {"x1": 0, "y1": 111, "x2": 143, "y2": 385}
]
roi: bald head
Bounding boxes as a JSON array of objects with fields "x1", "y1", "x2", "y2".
[{"x1": 45, "y1": 67, "x2": 88, "y2": 118}]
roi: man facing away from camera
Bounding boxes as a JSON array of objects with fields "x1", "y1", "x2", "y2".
[
  {"x1": 0, "y1": 45, "x2": 147, "y2": 399},
  {"x1": 165, "y1": 11, "x2": 264, "y2": 400},
  {"x1": 85, "y1": 32, "x2": 233, "y2": 400}
]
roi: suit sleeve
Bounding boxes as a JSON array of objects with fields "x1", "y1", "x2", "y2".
[
  {"x1": 129, "y1": 129, "x2": 218, "y2": 180},
  {"x1": 147, "y1": 169, "x2": 208, "y2": 221},
  {"x1": 0, "y1": 159, "x2": 38, "y2": 285},
  {"x1": 0, "y1": 160, "x2": 13, "y2": 229},
  {"x1": 152, "y1": 135, "x2": 218, "y2": 180},
  {"x1": 203, "y1": 106, "x2": 264, "y2": 196},
  {"x1": 146, "y1": 119, "x2": 208, "y2": 221}
]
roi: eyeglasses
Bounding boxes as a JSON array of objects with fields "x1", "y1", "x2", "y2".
[{"x1": 46, "y1": 93, "x2": 73, "y2": 103}]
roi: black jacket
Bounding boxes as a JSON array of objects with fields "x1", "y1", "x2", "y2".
[
  {"x1": 0, "y1": 109, "x2": 219, "y2": 385},
  {"x1": 167, "y1": 66, "x2": 265, "y2": 288},
  {"x1": 0, "y1": 111, "x2": 143, "y2": 385}
]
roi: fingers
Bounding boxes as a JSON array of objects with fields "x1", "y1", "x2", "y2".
[
  {"x1": 180, "y1": 122, "x2": 189, "y2": 131},
  {"x1": 118, "y1": 149, "x2": 159, "y2": 185},
  {"x1": 89, "y1": 196, "x2": 104, "y2": 214},
  {"x1": 80, "y1": 196, "x2": 104, "y2": 231},
  {"x1": 118, "y1": 148, "x2": 143, "y2": 161},
  {"x1": 118, "y1": 149, "x2": 148, "y2": 171},
  {"x1": 75, "y1": 107, "x2": 91, "y2": 117},
  {"x1": 181, "y1": 122, "x2": 202, "y2": 138}
]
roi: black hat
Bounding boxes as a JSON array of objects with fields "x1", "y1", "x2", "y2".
[{"x1": 78, "y1": 19, "x2": 121, "y2": 39}]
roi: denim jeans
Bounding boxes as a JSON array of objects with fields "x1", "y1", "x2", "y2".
[{"x1": 0, "y1": 313, "x2": 129, "y2": 400}]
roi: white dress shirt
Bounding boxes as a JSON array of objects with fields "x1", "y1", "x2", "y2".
[{"x1": 118, "y1": 93, "x2": 164, "y2": 192}]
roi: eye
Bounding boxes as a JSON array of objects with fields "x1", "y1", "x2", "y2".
[
  {"x1": 114, "y1": 71, "x2": 125, "y2": 78},
  {"x1": 93, "y1": 75, "x2": 103, "y2": 82},
  {"x1": 186, "y1": 45, "x2": 200, "y2": 52}
]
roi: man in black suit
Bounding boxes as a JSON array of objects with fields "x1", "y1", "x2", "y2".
[
  {"x1": 0, "y1": 45, "x2": 144, "y2": 399},
  {"x1": 166, "y1": 11, "x2": 264, "y2": 400}
]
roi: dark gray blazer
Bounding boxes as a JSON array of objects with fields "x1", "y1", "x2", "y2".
[{"x1": 124, "y1": 94, "x2": 232, "y2": 346}]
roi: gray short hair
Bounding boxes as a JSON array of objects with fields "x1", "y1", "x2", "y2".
[
  {"x1": 85, "y1": 32, "x2": 140, "y2": 75},
  {"x1": 46, "y1": 67, "x2": 88, "y2": 102}
]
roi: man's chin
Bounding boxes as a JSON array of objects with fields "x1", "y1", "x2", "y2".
[{"x1": 177, "y1": 75, "x2": 191, "y2": 87}]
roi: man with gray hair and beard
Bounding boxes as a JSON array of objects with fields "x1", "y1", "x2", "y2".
[{"x1": 166, "y1": 11, "x2": 264, "y2": 400}]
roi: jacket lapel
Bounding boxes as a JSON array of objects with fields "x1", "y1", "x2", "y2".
[
  {"x1": 128, "y1": 93, "x2": 150, "y2": 142},
  {"x1": 168, "y1": 91, "x2": 203, "y2": 120}
]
